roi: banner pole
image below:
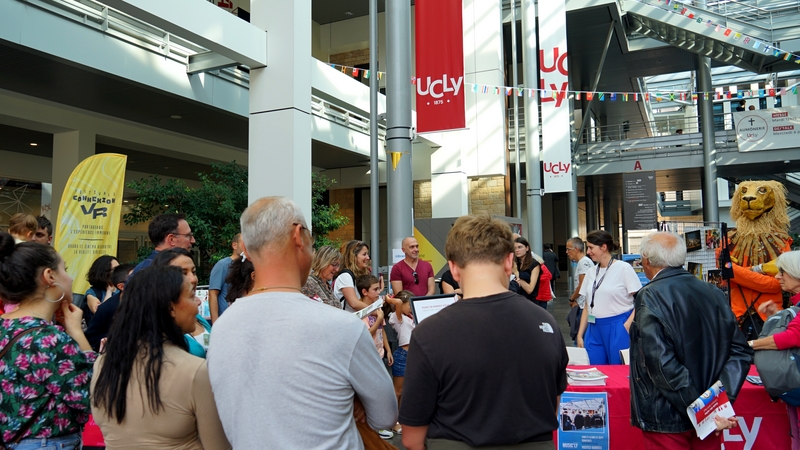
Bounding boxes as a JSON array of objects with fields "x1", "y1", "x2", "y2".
[
  {"x1": 369, "y1": 0, "x2": 380, "y2": 276},
  {"x1": 386, "y1": 0, "x2": 414, "y2": 264}
]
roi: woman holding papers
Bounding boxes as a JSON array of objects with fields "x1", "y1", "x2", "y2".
[
  {"x1": 576, "y1": 230, "x2": 642, "y2": 365},
  {"x1": 750, "y1": 251, "x2": 800, "y2": 449}
]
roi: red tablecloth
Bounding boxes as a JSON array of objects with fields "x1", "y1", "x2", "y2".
[
  {"x1": 83, "y1": 366, "x2": 791, "y2": 448},
  {"x1": 555, "y1": 365, "x2": 790, "y2": 449}
]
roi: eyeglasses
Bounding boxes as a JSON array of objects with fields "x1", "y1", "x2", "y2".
[
  {"x1": 171, "y1": 232, "x2": 194, "y2": 240},
  {"x1": 566, "y1": 247, "x2": 575, "y2": 252},
  {"x1": 331, "y1": 262, "x2": 341, "y2": 268},
  {"x1": 413, "y1": 271, "x2": 419, "y2": 284},
  {"x1": 292, "y1": 223, "x2": 311, "y2": 237}
]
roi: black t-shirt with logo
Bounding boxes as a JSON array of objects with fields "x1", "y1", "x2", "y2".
[{"x1": 399, "y1": 291, "x2": 568, "y2": 446}]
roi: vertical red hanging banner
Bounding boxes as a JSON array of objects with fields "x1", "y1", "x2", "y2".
[{"x1": 414, "y1": 0, "x2": 465, "y2": 133}]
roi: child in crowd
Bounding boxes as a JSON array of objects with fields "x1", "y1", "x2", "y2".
[
  {"x1": 356, "y1": 275, "x2": 395, "y2": 440},
  {"x1": 356, "y1": 275, "x2": 392, "y2": 365},
  {"x1": 387, "y1": 290, "x2": 415, "y2": 435}
]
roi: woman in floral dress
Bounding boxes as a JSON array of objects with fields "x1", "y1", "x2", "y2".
[{"x1": 0, "y1": 232, "x2": 96, "y2": 450}]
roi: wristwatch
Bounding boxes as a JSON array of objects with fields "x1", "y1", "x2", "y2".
[{"x1": 748, "y1": 340, "x2": 754, "y2": 348}]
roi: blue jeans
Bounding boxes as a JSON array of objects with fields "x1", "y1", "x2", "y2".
[
  {"x1": 392, "y1": 347, "x2": 408, "y2": 377},
  {"x1": 8, "y1": 433, "x2": 82, "y2": 450}
]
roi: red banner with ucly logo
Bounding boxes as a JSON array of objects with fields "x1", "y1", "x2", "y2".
[{"x1": 414, "y1": 0, "x2": 465, "y2": 134}]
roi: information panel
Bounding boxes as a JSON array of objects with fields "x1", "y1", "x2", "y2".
[
  {"x1": 734, "y1": 106, "x2": 800, "y2": 152},
  {"x1": 623, "y1": 171, "x2": 658, "y2": 231}
]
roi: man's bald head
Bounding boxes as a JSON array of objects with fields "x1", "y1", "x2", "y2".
[{"x1": 402, "y1": 237, "x2": 420, "y2": 261}]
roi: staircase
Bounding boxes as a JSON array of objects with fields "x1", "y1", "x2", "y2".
[{"x1": 623, "y1": 0, "x2": 800, "y2": 73}]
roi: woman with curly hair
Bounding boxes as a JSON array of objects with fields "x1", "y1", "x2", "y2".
[
  {"x1": 84, "y1": 255, "x2": 119, "y2": 325},
  {"x1": 333, "y1": 240, "x2": 376, "y2": 312},
  {"x1": 0, "y1": 232, "x2": 95, "y2": 450}
]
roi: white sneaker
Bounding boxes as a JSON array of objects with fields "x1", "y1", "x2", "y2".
[{"x1": 377, "y1": 429, "x2": 394, "y2": 440}]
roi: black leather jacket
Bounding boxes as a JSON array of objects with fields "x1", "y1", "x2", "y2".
[{"x1": 629, "y1": 267, "x2": 753, "y2": 433}]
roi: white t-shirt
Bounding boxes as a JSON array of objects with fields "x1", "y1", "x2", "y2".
[
  {"x1": 388, "y1": 312, "x2": 415, "y2": 347},
  {"x1": 579, "y1": 259, "x2": 642, "y2": 318},
  {"x1": 574, "y1": 256, "x2": 595, "y2": 309},
  {"x1": 333, "y1": 272, "x2": 360, "y2": 313}
]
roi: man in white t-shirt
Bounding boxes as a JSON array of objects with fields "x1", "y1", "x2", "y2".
[
  {"x1": 566, "y1": 237, "x2": 594, "y2": 343},
  {"x1": 208, "y1": 197, "x2": 397, "y2": 449},
  {"x1": 567, "y1": 237, "x2": 594, "y2": 310}
]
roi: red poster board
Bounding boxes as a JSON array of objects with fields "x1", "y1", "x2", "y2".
[{"x1": 414, "y1": 0, "x2": 465, "y2": 133}]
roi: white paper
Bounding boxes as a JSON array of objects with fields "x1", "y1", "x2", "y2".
[
  {"x1": 412, "y1": 296, "x2": 458, "y2": 323},
  {"x1": 354, "y1": 298, "x2": 385, "y2": 319},
  {"x1": 687, "y1": 380, "x2": 735, "y2": 440}
]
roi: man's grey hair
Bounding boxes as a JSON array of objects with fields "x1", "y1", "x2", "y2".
[
  {"x1": 567, "y1": 237, "x2": 584, "y2": 252},
  {"x1": 639, "y1": 232, "x2": 686, "y2": 268},
  {"x1": 777, "y1": 251, "x2": 800, "y2": 280},
  {"x1": 240, "y1": 197, "x2": 307, "y2": 256}
]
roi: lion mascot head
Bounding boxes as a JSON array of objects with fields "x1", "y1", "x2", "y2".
[{"x1": 730, "y1": 180, "x2": 789, "y2": 237}]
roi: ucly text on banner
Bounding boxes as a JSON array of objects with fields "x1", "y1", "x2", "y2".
[{"x1": 414, "y1": 0, "x2": 465, "y2": 134}]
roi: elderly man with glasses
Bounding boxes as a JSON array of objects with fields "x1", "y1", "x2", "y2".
[
  {"x1": 129, "y1": 213, "x2": 196, "y2": 278},
  {"x1": 391, "y1": 237, "x2": 435, "y2": 297},
  {"x1": 566, "y1": 237, "x2": 594, "y2": 344}
]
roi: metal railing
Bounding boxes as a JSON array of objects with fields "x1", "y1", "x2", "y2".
[
  {"x1": 575, "y1": 112, "x2": 737, "y2": 145},
  {"x1": 311, "y1": 96, "x2": 387, "y2": 141}
]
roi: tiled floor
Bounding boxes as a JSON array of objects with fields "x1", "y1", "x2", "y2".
[{"x1": 387, "y1": 281, "x2": 576, "y2": 448}]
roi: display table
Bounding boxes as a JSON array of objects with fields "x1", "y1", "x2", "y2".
[{"x1": 556, "y1": 365, "x2": 790, "y2": 449}]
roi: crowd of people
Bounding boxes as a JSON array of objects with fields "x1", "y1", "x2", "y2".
[{"x1": 2, "y1": 203, "x2": 800, "y2": 449}]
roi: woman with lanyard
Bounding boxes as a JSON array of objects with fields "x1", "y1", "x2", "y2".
[{"x1": 576, "y1": 230, "x2": 642, "y2": 364}]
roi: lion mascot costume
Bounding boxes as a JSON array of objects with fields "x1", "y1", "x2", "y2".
[{"x1": 724, "y1": 180, "x2": 792, "y2": 330}]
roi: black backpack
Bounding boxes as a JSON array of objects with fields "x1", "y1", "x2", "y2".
[{"x1": 332, "y1": 269, "x2": 355, "y2": 310}]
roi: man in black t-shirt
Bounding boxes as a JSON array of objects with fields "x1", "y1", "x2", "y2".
[{"x1": 400, "y1": 215, "x2": 569, "y2": 450}]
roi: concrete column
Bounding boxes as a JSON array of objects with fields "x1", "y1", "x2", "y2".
[
  {"x1": 431, "y1": 141, "x2": 468, "y2": 217},
  {"x1": 697, "y1": 55, "x2": 719, "y2": 222},
  {"x1": 248, "y1": 0, "x2": 312, "y2": 221},
  {"x1": 603, "y1": 193, "x2": 613, "y2": 235},
  {"x1": 52, "y1": 130, "x2": 95, "y2": 232}
]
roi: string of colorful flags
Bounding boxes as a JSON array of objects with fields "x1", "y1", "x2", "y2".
[
  {"x1": 328, "y1": 62, "x2": 799, "y2": 102},
  {"x1": 329, "y1": 0, "x2": 800, "y2": 102},
  {"x1": 644, "y1": 0, "x2": 800, "y2": 65}
]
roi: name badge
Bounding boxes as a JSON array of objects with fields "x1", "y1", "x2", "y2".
[{"x1": 588, "y1": 314, "x2": 596, "y2": 324}]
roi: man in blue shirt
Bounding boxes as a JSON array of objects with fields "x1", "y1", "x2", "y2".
[
  {"x1": 130, "y1": 213, "x2": 196, "y2": 278},
  {"x1": 208, "y1": 233, "x2": 242, "y2": 323}
]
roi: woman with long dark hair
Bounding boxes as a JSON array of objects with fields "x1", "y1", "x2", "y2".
[
  {"x1": 512, "y1": 237, "x2": 546, "y2": 308},
  {"x1": 576, "y1": 230, "x2": 642, "y2": 365},
  {"x1": 84, "y1": 255, "x2": 119, "y2": 325},
  {"x1": 150, "y1": 248, "x2": 212, "y2": 358},
  {"x1": 0, "y1": 232, "x2": 95, "y2": 450},
  {"x1": 90, "y1": 265, "x2": 229, "y2": 449}
]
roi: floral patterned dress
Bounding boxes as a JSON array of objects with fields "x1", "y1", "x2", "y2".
[
  {"x1": 0, "y1": 316, "x2": 97, "y2": 442},
  {"x1": 301, "y1": 274, "x2": 341, "y2": 309}
]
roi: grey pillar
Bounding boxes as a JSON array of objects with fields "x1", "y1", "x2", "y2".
[
  {"x1": 511, "y1": 3, "x2": 522, "y2": 219},
  {"x1": 521, "y1": 0, "x2": 542, "y2": 252},
  {"x1": 386, "y1": 0, "x2": 414, "y2": 258},
  {"x1": 603, "y1": 193, "x2": 613, "y2": 235},
  {"x1": 568, "y1": 169, "x2": 579, "y2": 237},
  {"x1": 586, "y1": 177, "x2": 597, "y2": 231},
  {"x1": 696, "y1": 0, "x2": 718, "y2": 222},
  {"x1": 369, "y1": 0, "x2": 380, "y2": 275}
]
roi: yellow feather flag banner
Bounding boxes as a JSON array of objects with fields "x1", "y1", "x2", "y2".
[{"x1": 54, "y1": 153, "x2": 127, "y2": 294}]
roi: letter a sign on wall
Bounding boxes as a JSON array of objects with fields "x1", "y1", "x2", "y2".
[
  {"x1": 415, "y1": 0, "x2": 465, "y2": 133},
  {"x1": 539, "y1": 0, "x2": 573, "y2": 193}
]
